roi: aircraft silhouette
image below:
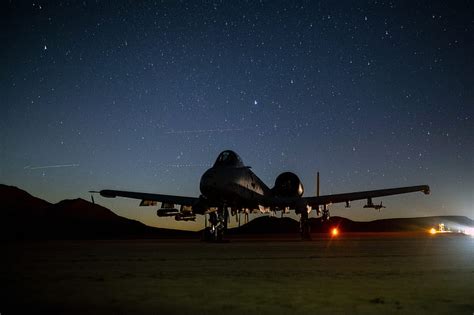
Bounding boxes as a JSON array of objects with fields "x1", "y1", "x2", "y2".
[{"x1": 93, "y1": 150, "x2": 430, "y2": 240}]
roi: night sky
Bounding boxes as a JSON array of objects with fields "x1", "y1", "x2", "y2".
[{"x1": 2, "y1": 1, "x2": 472, "y2": 230}]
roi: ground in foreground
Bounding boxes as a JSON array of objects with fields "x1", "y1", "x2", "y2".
[{"x1": 1, "y1": 233, "x2": 473, "y2": 314}]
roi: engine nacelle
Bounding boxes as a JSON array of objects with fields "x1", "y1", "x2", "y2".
[{"x1": 272, "y1": 172, "x2": 304, "y2": 198}]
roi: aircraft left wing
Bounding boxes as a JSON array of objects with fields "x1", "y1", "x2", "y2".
[
  {"x1": 99, "y1": 189, "x2": 198, "y2": 206},
  {"x1": 302, "y1": 185, "x2": 430, "y2": 207}
]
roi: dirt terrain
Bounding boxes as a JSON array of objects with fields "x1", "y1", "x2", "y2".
[{"x1": 1, "y1": 234, "x2": 473, "y2": 314}]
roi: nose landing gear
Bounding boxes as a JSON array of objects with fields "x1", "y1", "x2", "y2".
[{"x1": 202, "y1": 206, "x2": 228, "y2": 242}]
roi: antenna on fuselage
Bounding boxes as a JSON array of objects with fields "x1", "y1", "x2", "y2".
[
  {"x1": 316, "y1": 172, "x2": 321, "y2": 215},
  {"x1": 316, "y1": 172, "x2": 320, "y2": 197}
]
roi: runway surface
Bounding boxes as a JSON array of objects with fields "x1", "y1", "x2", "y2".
[{"x1": 1, "y1": 234, "x2": 473, "y2": 314}]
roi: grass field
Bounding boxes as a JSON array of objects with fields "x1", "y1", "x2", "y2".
[{"x1": 1, "y1": 234, "x2": 473, "y2": 314}]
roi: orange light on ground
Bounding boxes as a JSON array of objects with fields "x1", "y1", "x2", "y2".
[
  {"x1": 429, "y1": 228, "x2": 437, "y2": 235},
  {"x1": 331, "y1": 228, "x2": 339, "y2": 237}
]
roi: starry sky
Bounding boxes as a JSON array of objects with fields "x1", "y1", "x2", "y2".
[{"x1": 2, "y1": 1, "x2": 472, "y2": 230}]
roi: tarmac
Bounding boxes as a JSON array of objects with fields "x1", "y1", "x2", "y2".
[{"x1": 1, "y1": 233, "x2": 473, "y2": 314}]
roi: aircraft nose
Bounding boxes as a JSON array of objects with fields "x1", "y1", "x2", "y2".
[
  {"x1": 200, "y1": 168, "x2": 216, "y2": 195},
  {"x1": 200, "y1": 168, "x2": 214, "y2": 181}
]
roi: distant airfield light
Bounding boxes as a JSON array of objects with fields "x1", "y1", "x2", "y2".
[
  {"x1": 428, "y1": 224, "x2": 473, "y2": 236},
  {"x1": 464, "y1": 227, "x2": 474, "y2": 237},
  {"x1": 331, "y1": 227, "x2": 339, "y2": 237}
]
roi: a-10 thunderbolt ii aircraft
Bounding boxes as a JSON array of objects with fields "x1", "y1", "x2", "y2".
[{"x1": 93, "y1": 150, "x2": 430, "y2": 240}]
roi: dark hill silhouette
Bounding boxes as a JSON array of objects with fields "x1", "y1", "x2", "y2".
[
  {"x1": 0, "y1": 184, "x2": 51, "y2": 217},
  {"x1": 228, "y1": 215, "x2": 473, "y2": 234},
  {"x1": 48, "y1": 198, "x2": 126, "y2": 221},
  {"x1": 0, "y1": 184, "x2": 195, "y2": 240}
]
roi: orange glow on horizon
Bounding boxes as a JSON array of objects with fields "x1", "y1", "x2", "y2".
[
  {"x1": 429, "y1": 228, "x2": 437, "y2": 234},
  {"x1": 331, "y1": 227, "x2": 339, "y2": 237}
]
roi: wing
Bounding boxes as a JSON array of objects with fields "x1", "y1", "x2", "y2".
[
  {"x1": 261, "y1": 185, "x2": 429, "y2": 208},
  {"x1": 303, "y1": 185, "x2": 430, "y2": 207},
  {"x1": 99, "y1": 189, "x2": 198, "y2": 206}
]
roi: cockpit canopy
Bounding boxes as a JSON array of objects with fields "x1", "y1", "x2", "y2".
[{"x1": 213, "y1": 150, "x2": 245, "y2": 168}]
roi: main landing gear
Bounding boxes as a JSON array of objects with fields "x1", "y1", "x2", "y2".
[{"x1": 321, "y1": 204, "x2": 330, "y2": 221}]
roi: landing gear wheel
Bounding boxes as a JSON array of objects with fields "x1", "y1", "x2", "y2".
[
  {"x1": 300, "y1": 210, "x2": 312, "y2": 240},
  {"x1": 202, "y1": 227, "x2": 214, "y2": 241},
  {"x1": 322, "y1": 208, "x2": 330, "y2": 222}
]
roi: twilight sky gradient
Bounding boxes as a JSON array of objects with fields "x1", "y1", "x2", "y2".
[{"x1": 2, "y1": 1, "x2": 472, "y2": 230}]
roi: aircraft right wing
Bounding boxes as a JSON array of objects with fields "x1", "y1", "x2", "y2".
[
  {"x1": 302, "y1": 185, "x2": 430, "y2": 208},
  {"x1": 261, "y1": 185, "x2": 429, "y2": 209}
]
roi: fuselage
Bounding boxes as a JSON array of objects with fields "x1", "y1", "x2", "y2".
[
  {"x1": 200, "y1": 164, "x2": 271, "y2": 208},
  {"x1": 199, "y1": 150, "x2": 272, "y2": 209}
]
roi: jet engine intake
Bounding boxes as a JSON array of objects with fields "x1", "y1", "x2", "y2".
[{"x1": 272, "y1": 172, "x2": 304, "y2": 197}]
